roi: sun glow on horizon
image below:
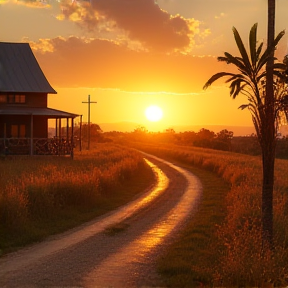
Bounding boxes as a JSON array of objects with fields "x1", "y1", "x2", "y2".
[{"x1": 145, "y1": 105, "x2": 163, "y2": 122}]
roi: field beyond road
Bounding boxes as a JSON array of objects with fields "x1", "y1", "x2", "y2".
[
  {"x1": 131, "y1": 142, "x2": 288, "y2": 287},
  {"x1": 1, "y1": 142, "x2": 288, "y2": 286}
]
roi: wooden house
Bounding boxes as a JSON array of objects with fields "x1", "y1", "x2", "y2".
[{"x1": 0, "y1": 42, "x2": 79, "y2": 156}]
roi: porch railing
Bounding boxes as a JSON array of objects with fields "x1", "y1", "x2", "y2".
[{"x1": 0, "y1": 137, "x2": 74, "y2": 156}]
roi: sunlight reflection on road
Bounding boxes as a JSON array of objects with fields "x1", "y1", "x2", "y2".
[
  {"x1": 83, "y1": 153, "x2": 202, "y2": 288},
  {"x1": 0, "y1": 154, "x2": 202, "y2": 288},
  {"x1": 0, "y1": 158, "x2": 168, "y2": 276}
]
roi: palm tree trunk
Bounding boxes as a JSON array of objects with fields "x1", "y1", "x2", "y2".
[
  {"x1": 261, "y1": 136, "x2": 275, "y2": 248},
  {"x1": 263, "y1": 0, "x2": 276, "y2": 249}
]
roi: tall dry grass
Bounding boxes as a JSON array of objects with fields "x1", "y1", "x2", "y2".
[
  {"x1": 0, "y1": 144, "x2": 147, "y2": 251},
  {"x1": 133, "y1": 142, "x2": 288, "y2": 286}
]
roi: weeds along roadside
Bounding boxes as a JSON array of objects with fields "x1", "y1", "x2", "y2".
[
  {"x1": 131, "y1": 142, "x2": 288, "y2": 287},
  {"x1": 0, "y1": 144, "x2": 155, "y2": 255}
]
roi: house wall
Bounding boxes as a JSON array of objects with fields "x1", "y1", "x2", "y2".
[
  {"x1": 0, "y1": 93, "x2": 47, "y2": 107},
  {"x1": 0, "y1": 92, "x2": 48, "y2": 138},
  {"x1": 25, "y1": 93, "x2": 47, "y2": 107},
  {"x1": 33, "y1": 116, "x2": 48, "y2": 138},
  {"x1": 0, "y1": 115, "x2": 48, "y2": 138}
]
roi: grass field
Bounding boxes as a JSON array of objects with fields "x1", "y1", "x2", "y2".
[
  {"x1": 131, "y1": 142, "x2": 288, "y2": 287},
  {"x1": 0, "y1": 144, "x2": 155, "y2": 255},
  {"x1": 1, "y1": 141, "x2": 287, "y2": 286}
]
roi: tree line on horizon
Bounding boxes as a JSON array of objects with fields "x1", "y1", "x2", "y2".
[
  {"x1": 69, "y1": 124, "x2": 286, "y2": 160},
  {"x1": 50, "y1": 123, "x2": 288, "y2": 159}
]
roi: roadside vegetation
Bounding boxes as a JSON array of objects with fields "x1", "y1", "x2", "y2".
[
  {"x1": 99, "y1": 128, "x2": 288, "y2": 159},
  {"x1": 131, "y1": 142, "x2": 288, "y2": 287},
  {"x1": 1, "y1": 138, "x2": 288, "y2": 285},
  {"x1": 0, "y1": 144, "x2": 154, "y2": 255}
]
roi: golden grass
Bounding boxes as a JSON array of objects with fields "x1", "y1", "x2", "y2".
[
  {"x1": 132, "y1": 142, "x2": 288, "y2": 286},
  {"x1": 0, "y1": 144, "x2": 154, "y2": 254}
]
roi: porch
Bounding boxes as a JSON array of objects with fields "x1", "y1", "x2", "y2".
[
  {"x1": 0, "y1": 107, "x2": 80, "y2": 157},
  {"x1": 0, "y1": 137, "x2": 75, "y2": 156}
]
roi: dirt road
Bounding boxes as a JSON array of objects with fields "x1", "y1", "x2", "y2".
[{"x1": 0, "y1": 153, "x2": 202, "y2": 288}]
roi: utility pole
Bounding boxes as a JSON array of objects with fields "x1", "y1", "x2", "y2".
[{"x1": 82, "y1": 95, "x2": 97, "y2": 150}]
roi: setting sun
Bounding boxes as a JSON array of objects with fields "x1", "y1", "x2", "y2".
[{"x1": 145, "y1": 105, "x2": 163, "y2": 122}]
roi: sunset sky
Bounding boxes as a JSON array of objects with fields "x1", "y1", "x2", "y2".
[{"x1": 1, "y1": 0, "x2": 288, "y2": 133}]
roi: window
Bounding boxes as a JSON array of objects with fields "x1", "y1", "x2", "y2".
[
  {"x1": 19, "y1": 125, "x2": 26, "y2": 137},
  {"x1": 7, "y1": 94, "x2": 26, "y2": 104},
  {"x1": 11, "y1": 125, "x2": 18, "y2": 137},
  {"x1": 11, "y1": 124, "x2": 26, "y2": 138},
  {"x1": 15, "y1": 95, "x2": 26, "y2": 103},
  {"x1": 0, "y1": 95, "x2": 7, "y2": 103},
  {"x1": 8, "y1": 95, "x2": 14, "y2": 103}
]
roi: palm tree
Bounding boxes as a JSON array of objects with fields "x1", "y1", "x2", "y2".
[
  {"x1": 262, "y1": 0, "x2": 276, "y2": 249},
  {"x1": 203, "y1": 23, "x2": 286, "y2": 248}
]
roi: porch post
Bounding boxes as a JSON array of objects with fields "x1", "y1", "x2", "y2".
[
  {"x1": 71, "y1": 118, "x2": 74, "y2": 159},
  {"x1": 59, "y1": 118, "x2": 62, "y2": 138},
  {"x1": 59, "y1": 118, "x2": 62, "y2": 155},
  {"x1": 4, "y1": 123, "x2": 7, "y2": 155},
  {"x1": 80, "y1": 115, "x2": 82, "y2": 152},
  {"x1": 30, "y1": 114, "x2": 34, "y2": 155},
  {"x1": 66, "y1": 117, "x2": 69, "y2": 140},
  {"x1": 55, "y1": 118, "x2": 58, "y2": 137}
]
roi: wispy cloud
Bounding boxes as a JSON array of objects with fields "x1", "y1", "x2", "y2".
[
  {"x1": 0, "y1": 0, "x2": 51, "y2": 8},
  {"x1": 214, "y1": 12, "x2": 227, "y2": 20}
]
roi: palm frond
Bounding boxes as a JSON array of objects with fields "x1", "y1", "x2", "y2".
[
  {"x1": 273, "y1": 30, "x2": 286, "y2": 47},
  {"x1": 239, "y1": 104, "x2": 250, "y2": 110},
  {"x1": 232, "y1": 26, "x2": 252, "y2": 74},
  {"x1": 229, "y1": 79, "x2": 247, "y2": 98},
  {"x1": 225, "y1": 74, "x2": 246, "y2": 83},
  {"x1": 233, "y1": 83, "x2": 247, "y2": 99},
  {"x1": 249, "y1": 23, "x2": 258, "y2": 68},
  {"x1": 223, "y1": 53, "x2": 251, "y2": 75},
  {"x1": 257, "y1": 30, "x2": 285, "y2": 70},
  {"x1": 229, "y1": 79, "x2": 239, "y2": 96},
  {"x1": 273, "y1": 62, "x2": 286, "y2": 71},
  {"x1": 203, "y1": 72, "x2": 236, "y2": 90},
  {"x1": 217, "y1": 56, "x2": 229, "y2": 63},
  {"x1": 256, "y1": 42, "x2": 263, "y2": 62}
]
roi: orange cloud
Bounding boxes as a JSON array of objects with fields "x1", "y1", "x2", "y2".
[
  {"x1": 32, "y1": 37, "x2": 226, "y2": 93},
  {"x1": 57, "y1": 0, "x2": 202, "y2": 53},
  {"x1": 60, "y1": 0, "x2": 102, "y2": 31},
  {"x1": 1, "y1": 0, "x2": 50, "y2": 8}
]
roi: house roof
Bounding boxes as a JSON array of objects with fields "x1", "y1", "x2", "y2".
[
  {"x1": 0, "y1": 106, "x2": 79, "y2": 118},
  {"x1": 0, "y1": 42, "x2": 57, "y2": 94}
]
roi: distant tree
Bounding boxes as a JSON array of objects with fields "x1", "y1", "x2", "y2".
[
  {"x1": 214, "y1": 129, "x2": 234, "y2": 151},
  {"x1": 131, "y1": 126, "x2": 148, "y2": 141},
  {"x1": 194, "y1": 128, "x2": 215, "y2": 148},
  {"x1": 179, "y1": 131, "x2": 197, "y2": 145},
  {"x1": 216, "y1": 129, "x2": 233, "y2": 142},
  {"x1": 133, "y1": 126, "x2": 148, "y2": 134},
  {"x1": 165, "y1": 128, "x2": 175, "y2": 134},
  {"x1": 197, "y1": 128, "x2": 215, "y2": 140},
  {"x1": 275, "y1": 135, "x2": 288, "y2": 159},
  {"x1": 203, "y1": 23, "x2": 286, "y2": 248},
  {"x1": 231, "y1": 135, "x2": 261, "y2": 155},
  {"x1": 75, "y1": 123, "x2": 102, "y2": 141}
]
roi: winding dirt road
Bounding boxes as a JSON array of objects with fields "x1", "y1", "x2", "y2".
[{"x1": 0, "y1": 153, "x2": 202, "y2": 288}]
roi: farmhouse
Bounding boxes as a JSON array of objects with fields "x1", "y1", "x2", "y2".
[{"x1": 0, "y1": 42, "x2": 79, "y2": 156}]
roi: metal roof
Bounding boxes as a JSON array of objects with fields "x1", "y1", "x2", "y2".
[
  {"x1": 0, "y1": 42, "x2": 57, "y2": 94},
  {"x1": 0, "y1": 106, "x2": 79, "y2": 118}
]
